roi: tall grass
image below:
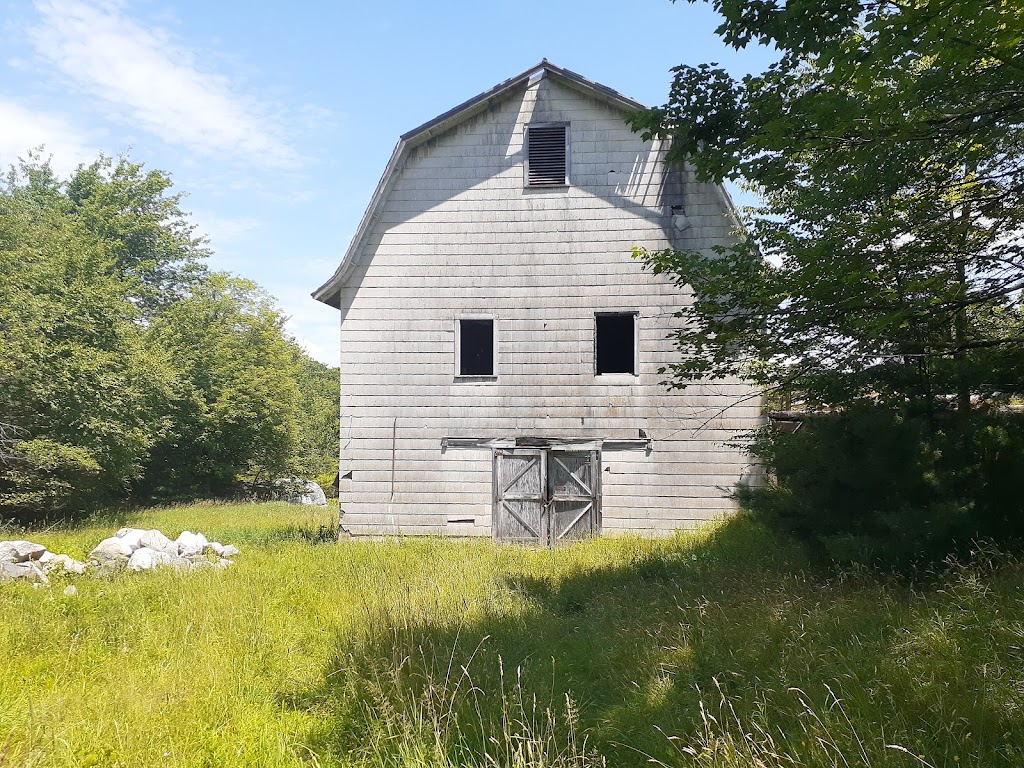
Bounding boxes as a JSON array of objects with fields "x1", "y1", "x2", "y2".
[{"x1": 1, "y1": 503, "x2": 1022, "y2": 766}]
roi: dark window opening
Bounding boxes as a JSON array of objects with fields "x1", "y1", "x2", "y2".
[
  {"x1": 596, "y1": 314, "x2": 635, "y2": 375},
  {"x1": 459, "y1": 318, "x2": 494, "y2": 376},
  {"x1": 527, "y1": 125, "x2": 567, "y2": 186}
]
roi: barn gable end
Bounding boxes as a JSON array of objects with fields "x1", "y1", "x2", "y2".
[{"x1": 314, "y1": 62, "x2": 762, "y2": 538}]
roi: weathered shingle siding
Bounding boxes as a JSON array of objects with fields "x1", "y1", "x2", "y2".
[{"x1": 336, "y1": 75, "x2": 762, "y2": 536}]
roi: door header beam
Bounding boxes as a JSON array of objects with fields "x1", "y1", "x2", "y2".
[{"x1": 442, "y1": 436, "x2": 652, "y2": 452}]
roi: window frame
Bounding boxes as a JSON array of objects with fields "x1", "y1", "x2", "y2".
[
  {"x1": 524, "y1": 122, "x2": 570, "y2": 188},
  {"x1": 455, "y1": 314, "x2": 498, "y2": 381},
  {"x1": 594, "y1": 311, "x2": 639, "y2": 378}
]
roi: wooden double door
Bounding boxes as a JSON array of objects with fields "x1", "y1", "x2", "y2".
[{"x1": 492, "y1": 449, "x2": 601, "y2": 544}]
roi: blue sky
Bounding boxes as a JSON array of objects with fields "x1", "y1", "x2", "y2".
[{"x1": 0, "y1": 0, "x2": 776, "y2": 365}]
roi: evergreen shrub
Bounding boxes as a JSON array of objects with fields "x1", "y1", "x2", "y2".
[{"x1": 738, "y1": 403, "x2": 1024, "y2": 565}]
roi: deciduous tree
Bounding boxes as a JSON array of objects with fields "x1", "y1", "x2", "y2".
[
  {"x1": 0, "y1": 153, "x2": 334, "y2": 517},
  {"x1": 0, "y1": 163, "x2": 176, "y2": 517},
  {"x1": 629, "y1": 0, "x2": 1024, "y2": 410},
  {"x1": 141, "y1": 274, "x2": 301, "y2": 497},
  {"x1": 629, "y1": 0, "x2": 1024, "y2": 562}
]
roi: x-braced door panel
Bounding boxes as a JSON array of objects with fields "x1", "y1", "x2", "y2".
[
  {"x1": 493, "y1": 449, "x2": 600, "y2": 544},
  {"x1": 493, "y1": 449, "x2": 547, "y2": 543},
  {"x1": 548, "y1": 451, "x2": 601, "y2": 542}
]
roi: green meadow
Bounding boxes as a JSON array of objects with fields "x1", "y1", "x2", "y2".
[{"x1": 1, "y1": 502, "x2": 1022, "y2": 767}]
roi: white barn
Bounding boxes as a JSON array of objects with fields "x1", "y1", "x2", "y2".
[{"x1": 313, "y1": 61, "x2": 762, "y2": 541}]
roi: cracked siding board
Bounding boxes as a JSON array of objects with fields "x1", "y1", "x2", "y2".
[{"x1": 335, "y1": 73, "x2": 760, "y2": 537}]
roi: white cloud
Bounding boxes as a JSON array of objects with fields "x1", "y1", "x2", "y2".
[
  {"x1": 274, "y1": 285, "x2": 339, "y2": 367},
  {"x1": 192, "y1": 212, "x2": 262, "y2": 247},
  {"x1": 289, "y1": 330, "x2": 338, "y2": 369},
  {"x1": 0, "y1": 99, "x2": 96, "y2": 175},
  {"x1": 30, "y1": 0, "x2": 300, "y2": 169}
]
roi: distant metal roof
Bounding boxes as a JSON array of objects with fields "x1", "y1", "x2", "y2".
[{"x1": 312, "y1": 60, "x2": 648, "y2": 308}]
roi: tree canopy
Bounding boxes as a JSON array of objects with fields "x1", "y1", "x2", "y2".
[
  {"x1": 0, "y1": 165, "x2": 176, "y2": 515},
  {"x1": 628, "y1": 0, "x2": 1024, "y2": 410},
  {"x1": 0, "y1": 153, "x2": 338, "y2": 520}
]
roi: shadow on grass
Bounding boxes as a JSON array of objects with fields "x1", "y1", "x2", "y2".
[{"x1": 287, "y1": 516, "x2": 1024, "y2": 767}]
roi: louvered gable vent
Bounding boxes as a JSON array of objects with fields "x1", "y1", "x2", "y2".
[{"x1": 526, "y1": 124, "x2": 567, "y2": 186}]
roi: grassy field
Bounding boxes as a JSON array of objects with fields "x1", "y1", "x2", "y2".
[{"x1": 1, "y1": 503, "x2": 1023, "y2": 767}]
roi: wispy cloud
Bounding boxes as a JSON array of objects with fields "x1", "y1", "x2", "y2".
[
  {"x1": 192, "y1": 212, "x2": 263, "y2": 247},
  {"x1": 0, "y1": 99, "x2": 96, "y2": 175},
  {"x1": 275, "y1": 285, "x2": 339, "y2": 367},
  {"x1": 29, "y1": 0, "x2": 301, "y2": 169}
]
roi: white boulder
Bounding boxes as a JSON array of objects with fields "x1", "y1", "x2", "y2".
[
  {"x1": 27, "y1": 562, "x2": 48, "y2": 584},
  {"x1": 1, "y1": 562, "x2": 30, "y2": 581},
  {"x1": 221, "y1": 544, "x2": 240, "y2": 558},
  {"x1": 205, "y1": 541, "x2": 225, "y2": 557},
  {"x1": 89, "y1": 537, "x2": 134, "y2": 562},
  {"x1": 127, "y1": 547, "x2": 174, "y2": 572},
  {"x1": 0, "y1": 540, "x2": 48, "y2": 563},
  {"x1": 115, "y1": 528, "x2": 176, "y2": 555},
  {"x1": 46, "y1": 554, "x2": 88, "y2": 575},
  {"x1": 175, "y1": 530, "x2": 208, "y2": 558},
  {"x1": 276, "y1": 478, "x2": 328, "y2": 506},
  {"x1": 140, "y1": 530, "x2": 176, "y2": 555},
  {"x1": 114, "y1": 528, "x2": 147, "y2": 550},
  {"x1": 296, "y1": 481, "x2": 328, "y2": 506},
  {"x1": 0, "y1": 561, "x2": 48, "y2": 583}
]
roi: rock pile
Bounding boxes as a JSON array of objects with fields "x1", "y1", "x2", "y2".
[
  {"x1": 0, "y1": 528, "x2": 239, "y2": 585},
  {"x1": 0, "y1": 540, "x2": 54, "y2": 584},
  {"x1": 92, "y1": 528, "x2": 239, "y2": 572}
]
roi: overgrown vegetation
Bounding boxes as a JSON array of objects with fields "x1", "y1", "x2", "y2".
[
  {"x1": 0, "y1": 153, "x2": 339, "y2": 521},
  {"x1": 740, "y1": 404, "x2": 1024, "y2": 565},
  {"x1": 2, "y1": 504, "x2": 1023, "y2": 766},
  {"x1": 628, "y1": 0, "x2": 1024, "y2": 562},
  {"x1": 629, "y1": 0, "x2": 1024, "y2": 406}
]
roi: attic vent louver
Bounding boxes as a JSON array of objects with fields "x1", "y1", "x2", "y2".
[{"x1": 526, "y1": 124, "x2": 568, "y2": 186}]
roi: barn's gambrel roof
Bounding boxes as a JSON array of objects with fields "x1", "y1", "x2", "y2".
[{"x1": 312, "y1": 60, "x2": 649, "y2": 308}]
